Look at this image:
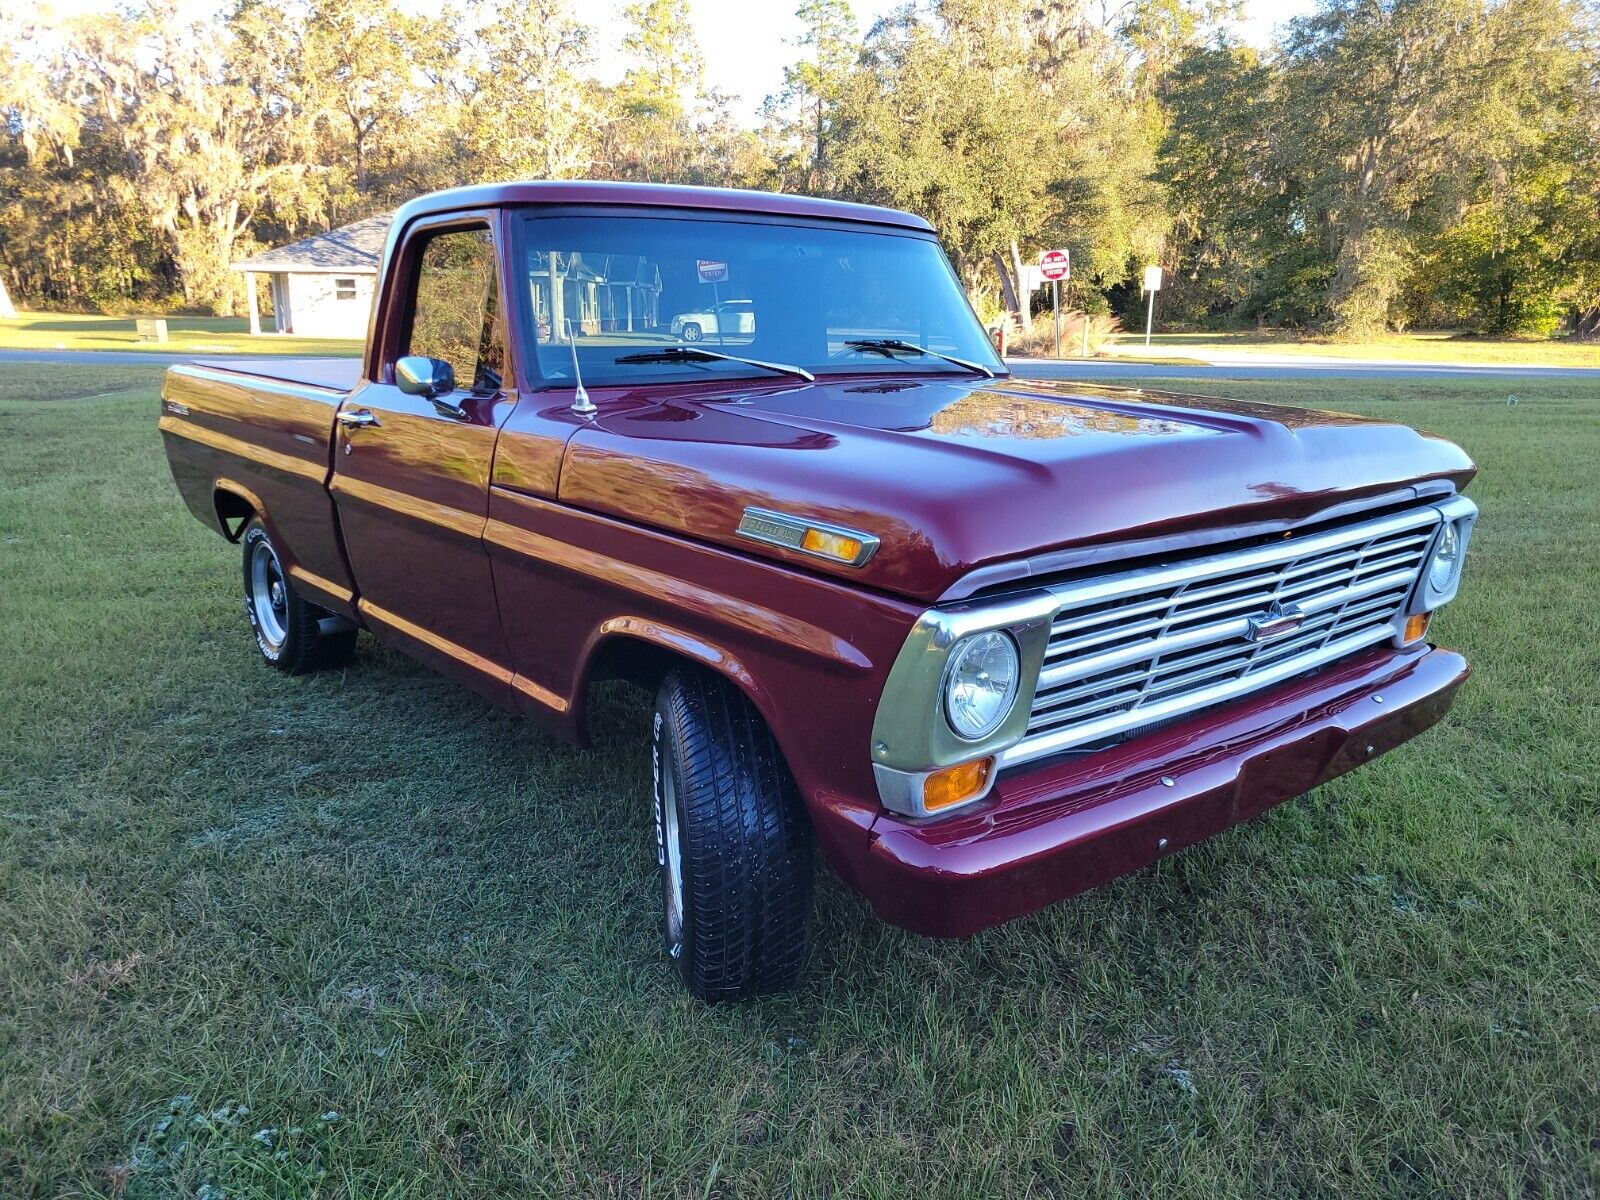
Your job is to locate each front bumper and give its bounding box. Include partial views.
[851,643,1468,938]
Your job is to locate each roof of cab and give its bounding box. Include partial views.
[391,180,934,233]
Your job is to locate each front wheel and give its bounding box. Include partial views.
[653,668,813,1000]
[679,322,703,343]
[242,519,356,674]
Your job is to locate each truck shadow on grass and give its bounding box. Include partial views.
[212,631,1253,1015]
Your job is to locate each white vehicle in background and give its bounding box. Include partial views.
[671,299,755,342]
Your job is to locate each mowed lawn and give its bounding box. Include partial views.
[1,364,1596,1199]
[1108,329,1600,368]
[0,314,362,358]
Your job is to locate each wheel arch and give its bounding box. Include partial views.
[212,479,266,542]
[575,619,783,752]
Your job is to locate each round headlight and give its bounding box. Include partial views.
[1428,521,1462,591]
[943,631,1020,741]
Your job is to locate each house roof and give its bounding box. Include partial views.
[232,212,392,274]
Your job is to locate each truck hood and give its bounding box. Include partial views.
[558,375,1475,603]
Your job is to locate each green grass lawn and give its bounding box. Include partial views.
[1109,329,1600,368]
[1,364,1596,1198]
[0,314,362,358]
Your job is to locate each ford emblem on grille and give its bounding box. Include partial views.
[1246,602,1305,643]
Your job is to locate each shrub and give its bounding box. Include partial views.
[1007,311,1123,357]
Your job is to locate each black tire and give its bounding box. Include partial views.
[653,667,813,1000]
[241,518,356,674]
[679,322,703,342]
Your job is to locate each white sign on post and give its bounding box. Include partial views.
[1142,264,1163,347]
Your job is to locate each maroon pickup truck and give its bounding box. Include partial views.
[161,181,1478,999]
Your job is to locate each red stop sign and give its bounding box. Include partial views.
[1039,249,1070,281]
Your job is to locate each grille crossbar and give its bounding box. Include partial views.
[998,506,1440,769]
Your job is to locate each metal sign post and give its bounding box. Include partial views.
[1142,265,1163,349]
[1039,249,1070,358]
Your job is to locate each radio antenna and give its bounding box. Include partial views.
[565,318,595,416]
[566,320,598,419]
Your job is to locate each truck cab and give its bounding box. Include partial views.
[160,182,1477,1000]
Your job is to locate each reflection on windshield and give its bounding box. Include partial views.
[514,214,1004,389]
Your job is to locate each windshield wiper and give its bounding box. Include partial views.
[842,338,996,378]
[614,346,814,383]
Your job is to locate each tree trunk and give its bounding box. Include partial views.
[1009,240,1032,333]
[1574,304,1600,341]
[990,253,1019,331]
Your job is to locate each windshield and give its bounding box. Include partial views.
[510,212,1005,389]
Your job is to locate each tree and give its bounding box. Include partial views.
[829,5,1057,304]
[296,0,446,204]
[458,0,600,182]
[764,0,859,191]
[65,2,323,314]
[1280,0,1586,337]
[602,0,708,179]
[1158,45,1329,326]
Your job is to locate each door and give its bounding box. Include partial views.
[330,219,517,704]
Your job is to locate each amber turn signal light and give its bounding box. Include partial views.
[923,757,994,813]
[1401,612,1431,645]
[801,527,865,563]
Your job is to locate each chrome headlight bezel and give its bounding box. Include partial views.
[869,591,1057,817]
[1412,496,1478,614]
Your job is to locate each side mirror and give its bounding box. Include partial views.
[395,355,455,399]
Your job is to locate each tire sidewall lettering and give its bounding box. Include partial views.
[243,526,283,663]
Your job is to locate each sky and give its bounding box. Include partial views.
[34,0,1321,126]
[672,0,1319,123]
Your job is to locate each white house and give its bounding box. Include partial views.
[232,213,392,338]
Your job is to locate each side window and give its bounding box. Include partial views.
[334,277,357,301]
[403,227,505,392]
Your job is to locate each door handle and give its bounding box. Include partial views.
[337,409,380,429]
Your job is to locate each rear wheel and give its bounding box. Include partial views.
[241,519,356,674]
[653,667,813,1000]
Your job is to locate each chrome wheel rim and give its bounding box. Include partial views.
[249,539,288,652]
[660,752,685,955]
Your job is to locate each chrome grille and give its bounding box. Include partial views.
[999,506,1441,769]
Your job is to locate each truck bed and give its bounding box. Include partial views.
[161,356,360,616]
[189,356,361,393]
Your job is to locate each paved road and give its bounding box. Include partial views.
[1009,356,1600,383]
[3,346,1598,383]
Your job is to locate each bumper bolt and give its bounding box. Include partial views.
[1160,776,1175,788]
[1373,695,1384,704]
[1157,837,1169,851]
